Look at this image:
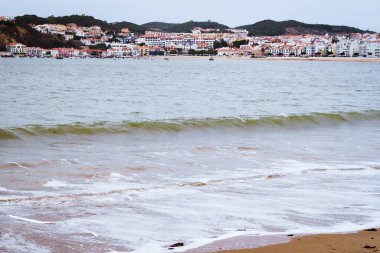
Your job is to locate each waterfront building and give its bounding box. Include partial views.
[367,42,380,57]
[6,43,27,54]
[217,47,239,56]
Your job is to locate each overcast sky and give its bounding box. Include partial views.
[3,0,379,32]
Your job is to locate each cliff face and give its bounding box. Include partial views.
[0,21,81,50]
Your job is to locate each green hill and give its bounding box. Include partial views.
[237,20,372,36]
[15,15,146,34]
[110,21,146,34]
[0,21,81,50]
[142,21,230,33]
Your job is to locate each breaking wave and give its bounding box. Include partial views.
[1,110,379,140]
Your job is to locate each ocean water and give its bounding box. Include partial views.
[0,58,380,253]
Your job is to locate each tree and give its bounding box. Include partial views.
[232,40,249,48]
[89,43,109,50]
[213,38,228,49]
[109,35,119,43]
[169,49,178,55]
[188,49,196,55]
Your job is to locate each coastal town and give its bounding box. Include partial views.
[1,15,380,59]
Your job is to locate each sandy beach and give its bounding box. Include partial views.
[211,229,380,253]
[155,55,380,62]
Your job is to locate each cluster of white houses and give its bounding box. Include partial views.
[33,23,123,42]
[244,33,380,57]
[2,20,380,58]
[216,33,380,58]
[3,43,150,58]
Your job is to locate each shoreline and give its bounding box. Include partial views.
[1,55,380,62]
[201,229,380,253]
[157,55,380,62]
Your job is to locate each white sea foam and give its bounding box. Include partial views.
[82,230,99,237]
[0,186,10,191]
[109,172,133,181]
[43,179,81,189]
[0,233,52,253]
[9,215,56,224]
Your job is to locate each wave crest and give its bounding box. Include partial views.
[1,110,379,140]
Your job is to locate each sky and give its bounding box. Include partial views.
[2,0,380,32]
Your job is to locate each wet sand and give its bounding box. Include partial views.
[211,229,380,253]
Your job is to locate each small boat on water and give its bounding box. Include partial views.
[164,58,169,60]
[56,55,64,60]
[209,57,215,61]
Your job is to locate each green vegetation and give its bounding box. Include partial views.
[111,21,146,34]
[237,20,372,36]
[15,14,146,34]
[89,43,110,50]
[142,21,229,33]
[232,40,249,48]
[213,39,228,49]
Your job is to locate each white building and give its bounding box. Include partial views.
[25,47,43,57]
[144,36,165,47]
[217,47,239,56]
[336,40,351,56]
[6,43,27,54]
[227,29,249,37]
[366,42,380,57]
[105,42,130,48]
[305,44,316,56]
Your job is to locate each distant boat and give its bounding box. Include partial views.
[164,57,169,60]
[56,55,64,60]
[209,57,215,61]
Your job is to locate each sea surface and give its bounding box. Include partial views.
[0,58,380,253]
